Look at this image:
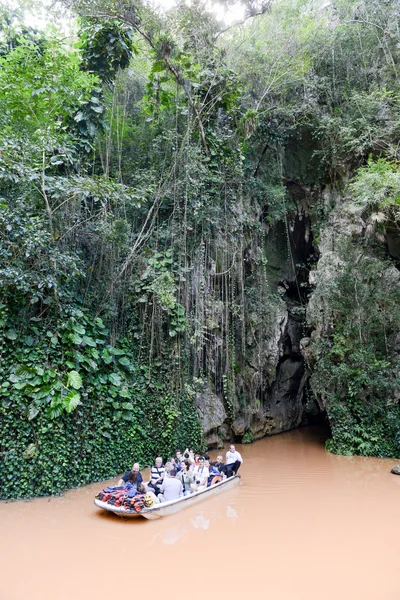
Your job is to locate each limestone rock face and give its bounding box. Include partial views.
[205,432,224,449]
[218,423,232,442]
[194,192,329,446]
[230,306,310,442]
[307,211,364,340]
[196,386,227,435]
[232,415,247,436]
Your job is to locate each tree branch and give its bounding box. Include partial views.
[213,1,273,42]
[347,19,400,43]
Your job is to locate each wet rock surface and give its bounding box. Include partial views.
[198,193,325,447]
[196,386,227,435]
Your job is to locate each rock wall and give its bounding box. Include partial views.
[196,194,320,447]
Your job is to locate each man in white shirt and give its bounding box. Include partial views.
[225,444,243,477]
[192,457,209,490]
[159,469,183,502]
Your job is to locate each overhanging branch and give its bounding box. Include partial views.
[213,1,273,42]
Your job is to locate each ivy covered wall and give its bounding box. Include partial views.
[0,307,202,499]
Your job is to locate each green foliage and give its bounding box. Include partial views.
[0,306,203,499]
[133,250,187,338]
[349,157,400,213]
[0,37,98,135]
[79,18,136,83]
[309,241,400,458]
[0,7,47,56]
[0,199,83,306]
[242,428,255,444]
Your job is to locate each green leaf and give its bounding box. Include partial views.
[109,373,122,386]
[28,405,40,421]
[108,347,125,356]
[23,443,37,458]
[118,357,131,367]
[73,324,86,335]
[82,336,96,347]
[5,329,17,340]
[102,351,113,365]
[69,333,82,345]
[151,60,166,73]
[67,370,83,390]
[63,391,81,413]
[14,382,28,390]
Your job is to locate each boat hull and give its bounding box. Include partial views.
[94,474,240,519]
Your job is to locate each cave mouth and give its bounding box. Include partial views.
[301,409,331,436]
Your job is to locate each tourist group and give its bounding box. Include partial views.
[95,445,243,511]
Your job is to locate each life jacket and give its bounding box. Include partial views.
[144,493,154,507]
[132,496,145,512]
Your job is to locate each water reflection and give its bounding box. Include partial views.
[152,502,238,545]
[191,513,210,530]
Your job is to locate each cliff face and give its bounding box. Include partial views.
[302,191,400,457]
[198,176,400,456]
[196,187,321,447]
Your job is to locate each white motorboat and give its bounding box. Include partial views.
[94,474,240,519]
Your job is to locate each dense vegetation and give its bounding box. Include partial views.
[1,0,400,498]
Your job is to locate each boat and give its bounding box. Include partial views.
[94,474,241,519]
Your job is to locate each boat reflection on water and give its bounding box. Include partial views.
[151,502,239,546]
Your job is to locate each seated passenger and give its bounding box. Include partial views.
[158,469,183,502]
[177,459,195,495]
[192,453,200,470]
[148,457,165,495]
[169,458,178,471]
[175,450,184,470]
[192,457,209,491]
[139,483,160,506]
[225,444,243,477]
[207,462,222,487]
[118,462,143,487]
[186,448,195,465]
[163,461,173,479]
[122,471,140,497]
[212,455,226,474]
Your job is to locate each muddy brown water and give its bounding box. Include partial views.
[1,427,400,600]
